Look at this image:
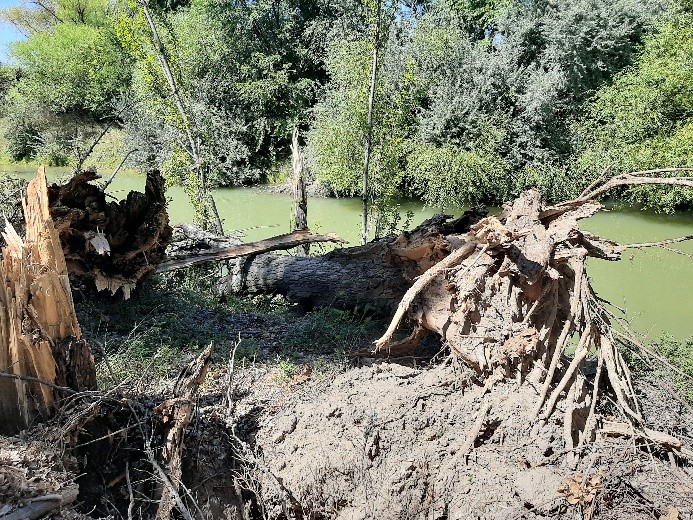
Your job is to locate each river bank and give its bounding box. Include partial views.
[2,166,692,340]
[1,166,691,520]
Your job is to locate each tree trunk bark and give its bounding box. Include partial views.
[362,0,382,245]
[218,210,487,312]
[291,127,309,256]
[139,0,224,235]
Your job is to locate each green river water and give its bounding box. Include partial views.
[5,166,692,340]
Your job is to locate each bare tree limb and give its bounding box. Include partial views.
[138,0,223,234]
[362,0,382,245]
[579,163,613,198]
[102,149,139,190]
[157,229,346,272]
[622,235,693,250]
[581,173,693,201]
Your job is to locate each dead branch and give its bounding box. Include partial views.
[539,327,592,420]
[102,148,139,190]
[125,461,135,520]
[578,164,613,198]
[154,344,213,520]
[458,401,492,458]
[600,419,683,451]
[622,235,693,249]
[157,229,346,272]
[291,127,309,256]
[580,173,693,203]
[0,495,65,520]
[439,401,492,481]
[660,246,693,258]
[0,371,78,395]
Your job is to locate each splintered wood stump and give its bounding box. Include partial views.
[47,169,172,298]
[153,344,214,520]
[0,167,95,435]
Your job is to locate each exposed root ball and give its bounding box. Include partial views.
[47,170,172,298]
[376,187,691,457]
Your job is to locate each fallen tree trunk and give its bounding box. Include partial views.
[0,167,95,435]
[216,209,487,312]
[40,169,345,298]
[209,170,693,460]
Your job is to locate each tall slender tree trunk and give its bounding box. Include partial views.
[362,0,382,245]
[139,0,224,235]
[291,127,309,256]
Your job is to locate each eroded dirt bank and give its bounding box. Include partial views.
[251,362,692,520]
[1,358,691,519]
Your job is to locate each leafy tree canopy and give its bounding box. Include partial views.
[572,7,693,211]
[121,0,360,185]
[10,23,130,115]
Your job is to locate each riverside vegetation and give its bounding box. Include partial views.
[0,168,691,519]
[0,0,691,423]
[1,0,692,218]
[0,0,692,518]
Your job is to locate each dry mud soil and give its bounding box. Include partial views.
[250,362,693,520]
[1,360,692,520]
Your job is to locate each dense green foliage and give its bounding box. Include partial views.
[308,0,671,214]
[11,24,127,115]
[1,0,691,215]
[0,0,131,163]
[572,8,693,211]
[119,0,360,186]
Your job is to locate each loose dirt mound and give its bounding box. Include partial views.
[254,362,693,520]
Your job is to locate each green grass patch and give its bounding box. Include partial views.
[79,270,384,392]
[654,335,693,402]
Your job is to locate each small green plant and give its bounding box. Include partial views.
[311,355,349,382]
[655,335,693,402]
[277,360,300,385]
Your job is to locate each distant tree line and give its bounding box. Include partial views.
[1,0,691,229]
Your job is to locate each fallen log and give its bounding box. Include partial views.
[0,167,95,435]
[37,169,345,298]
[216,209,488,312]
